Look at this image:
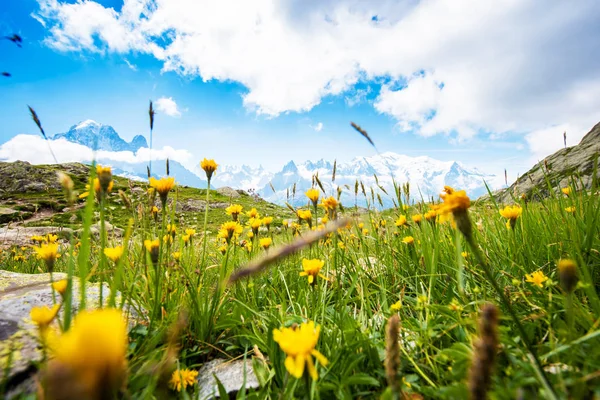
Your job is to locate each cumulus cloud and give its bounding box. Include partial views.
[0,134,194,167]
[33,0,600,159]
[154,96,182,117]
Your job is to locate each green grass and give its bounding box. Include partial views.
[2,165,599,400]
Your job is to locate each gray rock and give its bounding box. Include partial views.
[0,271,141,398]
[197,359,260,399]
[0,208,20,224]
[216,187,240,199]
[176,199,229,212]
[0,226,74,248]
[481,121,600,203]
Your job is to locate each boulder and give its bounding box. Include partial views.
[0,271,140,398]
[0,208,21,224]
[197,358,260,399]
[216,187,240,199]
[0,227,74,249]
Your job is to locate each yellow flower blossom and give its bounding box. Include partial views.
[565,206,576,213]
[300,258,327,284]
[30,304,60,328]
[259,237,272,250]
[402,236,414,245]
[144,239,160,263]
[246,208,259,219]
[172,252,181,262]
[170,369,198,392]
[272,321,328,380]
[297,209,312,222]
[390,301,402,311]
[411,214,422,225]
[395,215,407,228]
[305,188,320,207]
[561,187,571,196]
[96,165,113,193]
[226,204,243,221]
[149,177,175,204]
[525,270,548,288]
[104,246,124,263]
[33,243,60,272]
[52,279,68,296]
[219,221,243,244]
[200,158,218,181]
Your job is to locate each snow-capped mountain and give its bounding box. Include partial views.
[254,152,498,208]
[210,164,273,191]
[54,120,148,153]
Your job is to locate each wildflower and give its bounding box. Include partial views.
[151,206,159,221]
[200,158,218,181]
[448,299,463,312]
[558,259,578,293]
[424,210,437,222]
[395,215,407,228]
[167,223,177,238]
[321,196,338,219]
[172,252,181,262]
[13,254,25,262]
[565,206,576,213]
[219,221,243,244]
[93,177,113,199]
[305,188,320,207]
[170,369,198,392]
[244,242,252,252]
[561,187,571,196]
[272,321,328,380]
[30,304,60,330]
[246,208,259,219]
[259,237,272,250]
[461,251,469,258]
[245,219,261,236]
[439,189,472,239]
[402,204,409,211]
[34,243,60,272]
[104,246,124,263]
[402,236,414,245]
[31,235,46,243]
[499,205,522,229]
[185,228,196,237]
[263,216,273,229]
[42,309,127,399]
[525,270,548,288]
[52,279,68,296]
[163,234,173,245]
[182,234,191,246]
[96,165,113,194]
[390,301,402,311]
[144,239,160,264]
[300,258,327,285]
[226,204,243,221]
[149,176,175,205]
[46,234,58,243]
[218,245,228,255]
[411,214,422,225]
[298,209,312,222]
[247,231,254,239]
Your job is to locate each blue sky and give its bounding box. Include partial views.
[1,0,599,178]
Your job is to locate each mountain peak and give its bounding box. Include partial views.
[74,119,100,130]
[282,160,298,173]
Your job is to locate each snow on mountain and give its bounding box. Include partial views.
[54,120,148,153]
[252,152,499,208]
[208,164,273,191]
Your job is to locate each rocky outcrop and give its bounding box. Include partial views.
[485,122,600,203]
[197,358,260,399]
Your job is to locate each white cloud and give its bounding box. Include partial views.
[0,134,194,167]
[312,122,324,132]
[525,123,589,164]
[124,58,138,71]
[33,0,600,160]
[154,96,182,117]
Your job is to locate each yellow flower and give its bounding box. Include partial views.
[149,177,175,204]
[247,231,254,239]
[272,321,328,380]
[144,239,160,263]
[93,177,113,197]
[565,206,576,213]
[46,234,58,243]
[297,209,312,221]
[185,228,196,236]
[47,309,127,397]
[259,237,272,250]
[263,216,273,227]
[226,204,243,221]
[320,196,338,218]
[31,235,46,243]
[104,246,124,263]
[461,251,469,258]
[402,236,414,245]
[52,279,68,296]
[300,258,327,284]
[305,188,320,206]
[172,252,181,262]
[219,221,243,244]
[557,259,578,293]
[96,165,113,193]
[395,215,407,227]
[411,214,422,225]
[561,187,571,196]
[439,189,470,213]
[13,254,25,262]
[218,245,228,255]
[200,158,218,181]
[499,205,522,220]
[246,208,259,219]
[182,234,191,245]
[170,368,198,392]
[424,210,437,222]
[402,204,410,211]
[33,243,60,272]
[362,228,369,235]
[30,304,60,328]
[525,270,549,288]
[390,301,402,311]
[167,224,177,237]
[163,234,173,245]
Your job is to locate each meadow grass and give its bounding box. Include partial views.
[2,161,599,400]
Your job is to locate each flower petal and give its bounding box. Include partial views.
[311,349,329,367]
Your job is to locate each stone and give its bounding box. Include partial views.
[216,187,240,199]
[0,208,20,224]
[176,199,229,213]
[0,227,74,249]
[197,358,260,399]
[0,271,140,398]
